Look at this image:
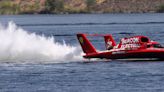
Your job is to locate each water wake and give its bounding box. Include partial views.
[0,22,83,63]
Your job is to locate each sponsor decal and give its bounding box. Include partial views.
[121,37,139,45]
[121,44,140,50]
[79,37,84,44]
[112,51,126,54]
[106,39,112,49]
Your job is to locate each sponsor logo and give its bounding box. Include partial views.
[79,37,84,44]
[112,51,126,54]
[121,37,139,45]
[121,44,140,50]
[106,39,113,49]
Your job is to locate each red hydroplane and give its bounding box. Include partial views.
[77,33,164,60]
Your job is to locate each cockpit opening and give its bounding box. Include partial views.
[141,37,149,43]
[147,44,164,48]
[153,44,163,48]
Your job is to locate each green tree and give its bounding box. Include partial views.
[45,0,64,13]
[86,0,96,12]
[0,1,20,14]
[157,4,164,13]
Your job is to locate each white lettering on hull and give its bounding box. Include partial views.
[121,37,139,45]
[121,44,140,50]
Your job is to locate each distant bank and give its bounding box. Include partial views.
[0,0,164,15]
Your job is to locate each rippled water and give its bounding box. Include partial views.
[0,14,164,92]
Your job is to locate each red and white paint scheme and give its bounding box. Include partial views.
[77,34,164,60]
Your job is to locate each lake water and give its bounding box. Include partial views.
[0,13,164,92]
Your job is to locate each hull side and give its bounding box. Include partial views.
[84,48,164,60]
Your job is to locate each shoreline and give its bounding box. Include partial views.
[0,12,164,16]
[0,0,164,15]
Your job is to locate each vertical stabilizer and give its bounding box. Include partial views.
[77,34,97,54]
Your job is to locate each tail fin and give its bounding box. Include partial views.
[77,34,97,54]
[104,35,116,50]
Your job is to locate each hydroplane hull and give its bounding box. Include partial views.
[77,34,164,60]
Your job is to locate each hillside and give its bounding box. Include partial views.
[0,0,164,14]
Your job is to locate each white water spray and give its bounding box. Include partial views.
[0,22,83,63]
